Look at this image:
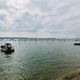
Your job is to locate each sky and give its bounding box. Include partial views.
[0,0,80,38]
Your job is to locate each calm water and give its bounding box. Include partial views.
[0,40,80,80]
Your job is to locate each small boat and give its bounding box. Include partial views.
[0,43,14,52]
[74,42,80,45]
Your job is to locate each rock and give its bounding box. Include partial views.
[63,72,80,80]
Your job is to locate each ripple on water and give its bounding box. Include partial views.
[0,41,80,80]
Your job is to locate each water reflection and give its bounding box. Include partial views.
[0,40,80,80]
[4,52,13,59]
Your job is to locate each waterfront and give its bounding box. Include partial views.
[0,40,80,80]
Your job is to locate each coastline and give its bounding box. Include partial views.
[63,71,80,80]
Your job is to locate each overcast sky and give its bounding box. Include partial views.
[0,0,80,38]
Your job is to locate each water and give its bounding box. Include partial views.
[0,40,80,80]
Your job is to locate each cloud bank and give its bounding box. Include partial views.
[0,0,80,38]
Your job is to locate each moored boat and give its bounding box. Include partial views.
[0,43,14,52]
[74,43,80,45]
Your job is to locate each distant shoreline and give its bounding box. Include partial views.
[0,37,80,40]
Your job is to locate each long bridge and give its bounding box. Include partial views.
[0,37,78,41]
[0,37,57,41]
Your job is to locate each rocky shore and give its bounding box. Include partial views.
[63,72,80,80]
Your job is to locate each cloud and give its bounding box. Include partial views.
[0,0,80,38]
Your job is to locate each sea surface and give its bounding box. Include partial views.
[0,40,80,80]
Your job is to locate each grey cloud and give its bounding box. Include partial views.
[0,0,80,38]
[0,0,7,9]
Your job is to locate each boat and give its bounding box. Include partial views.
[0,43,14,52]
[74,42,80,45]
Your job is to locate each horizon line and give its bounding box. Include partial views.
[0,37,80,39]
